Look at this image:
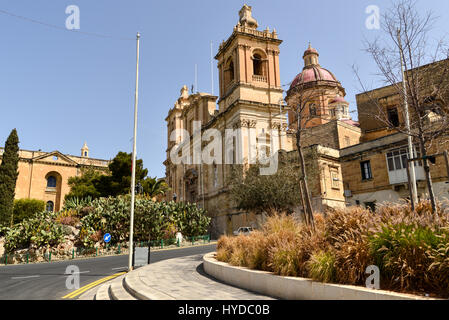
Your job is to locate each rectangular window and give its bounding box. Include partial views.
[360,161,373,180]
[387,107,400,127]
[330,168,340,189]
[386,146,422,172]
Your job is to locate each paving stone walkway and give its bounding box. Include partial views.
[136,254,276,300]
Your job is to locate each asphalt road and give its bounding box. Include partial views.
[0,243,216,300]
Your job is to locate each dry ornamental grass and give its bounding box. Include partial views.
[216,201,449,298]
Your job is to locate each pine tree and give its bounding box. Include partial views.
[0,129,20,227]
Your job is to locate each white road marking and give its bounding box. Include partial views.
[11,275,40,280]
[111,267,127,270]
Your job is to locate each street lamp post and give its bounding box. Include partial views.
[128,32,140,272]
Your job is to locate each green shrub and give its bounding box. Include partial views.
[12,199,45,225]
[55,210,80,227]
[74,195,211,247]
[4,211,64,252]
[427,229,449,297]
[369,222,447,294]
[267,236,301,276]
[306,250,337,283]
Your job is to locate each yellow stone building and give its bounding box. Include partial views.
[164,5,449,236]
[164,5,361,236]
[0,143,109,212]
[341,60,449,209]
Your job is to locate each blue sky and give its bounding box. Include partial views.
[0,0,448,178]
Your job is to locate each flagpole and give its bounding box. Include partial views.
[129,32,140,272]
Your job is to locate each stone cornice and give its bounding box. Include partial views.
[216,29,282,60]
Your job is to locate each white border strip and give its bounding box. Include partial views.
[202,252,438,300]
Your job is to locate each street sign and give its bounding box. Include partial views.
[133,247,149,267]
[103,233,111,243]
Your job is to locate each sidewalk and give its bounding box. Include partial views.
[84,254,276,300]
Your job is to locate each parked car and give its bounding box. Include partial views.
[233,227,254,236]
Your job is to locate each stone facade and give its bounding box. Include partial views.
[0,144,109,212]
[341,59,449,209]
[164,5,449,236]
[164,5,360,236]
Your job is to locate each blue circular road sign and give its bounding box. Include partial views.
[103,233,111,243]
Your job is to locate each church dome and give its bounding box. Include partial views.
[289,44,341,90]
[329,96,348,104]
[290,66,338,89]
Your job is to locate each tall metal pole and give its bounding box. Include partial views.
[210,41,214,96]
[195,64,198,93]
[397,29,418,206]
[128,32,140,272]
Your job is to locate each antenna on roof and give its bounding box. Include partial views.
[194,64,198,93]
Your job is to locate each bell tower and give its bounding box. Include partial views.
[215,4,283,112]
[81,142,89,158]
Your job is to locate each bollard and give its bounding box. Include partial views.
[26,253,29,264]
[5,254,7,265]
[118,244,121,254]
[72,249,75,259]
[96,248,98,257]
[49,251,52,263]
[177,238,180,247]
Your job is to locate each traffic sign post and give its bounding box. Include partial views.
[104,233,111,243]
[104,233,111,251]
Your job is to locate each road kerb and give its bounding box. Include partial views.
[62,272,126,299]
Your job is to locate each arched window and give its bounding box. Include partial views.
[213,163,218,188]
[224,58,235,90]
[46,201,54,212]
[253,54,263,76]
[229,61,234,81]
[47,176,57,188]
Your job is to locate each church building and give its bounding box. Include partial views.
[0,143,109,213]
[164,4,449,236]
[164,5,360,236]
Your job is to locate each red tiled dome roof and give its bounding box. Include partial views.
[290,65,338,89]
[329,96,348,104]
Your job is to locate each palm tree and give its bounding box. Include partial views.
[142,177,168,199]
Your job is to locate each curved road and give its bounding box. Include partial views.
[0,244,216,300]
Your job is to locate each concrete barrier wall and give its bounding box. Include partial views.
[203,252,436,300]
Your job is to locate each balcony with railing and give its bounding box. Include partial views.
[252,74,267,83]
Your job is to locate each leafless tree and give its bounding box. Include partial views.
[286,83,340,229]
[354,0,449,212]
